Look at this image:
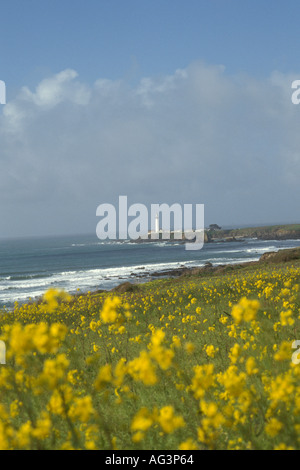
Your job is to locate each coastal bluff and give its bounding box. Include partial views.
[132,223,300,244]
[209,223,300,242]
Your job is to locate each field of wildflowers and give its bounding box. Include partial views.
[0,256,299,450]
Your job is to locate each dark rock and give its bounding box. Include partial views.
[259,251,278,262]
[111,282,138,293]
[260,247,300,263]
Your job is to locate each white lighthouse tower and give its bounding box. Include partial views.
[155,213,159,234]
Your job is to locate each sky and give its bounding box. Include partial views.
[0,0,300,238]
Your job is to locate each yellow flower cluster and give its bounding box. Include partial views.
[43,288,73,313]
[231,297,260,324]
[1,322,67,364]
[131,405,185,442]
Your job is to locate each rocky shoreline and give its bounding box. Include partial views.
[16,247,300,305]
[110,262,255,293]
[110,247,300,294]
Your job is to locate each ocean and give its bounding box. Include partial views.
[0,234,300,308]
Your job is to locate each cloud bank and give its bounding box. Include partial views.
[0,61,299,237]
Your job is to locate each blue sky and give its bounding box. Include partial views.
[2,0,300,94]
[0,0,300,237]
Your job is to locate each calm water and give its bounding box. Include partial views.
[0,234,300,308]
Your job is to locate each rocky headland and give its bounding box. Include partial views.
[132,223,300,244]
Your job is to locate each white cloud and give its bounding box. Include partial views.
[0,61,299,237]
[21,69,91,108]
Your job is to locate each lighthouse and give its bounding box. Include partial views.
[155,213,159,233]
